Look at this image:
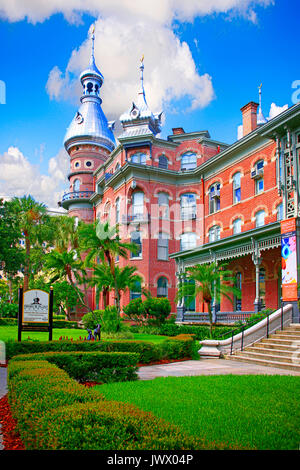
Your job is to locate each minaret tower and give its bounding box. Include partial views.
[61,24,116,222]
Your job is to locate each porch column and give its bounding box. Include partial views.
[210,250,217,323]
[176,270,185,322]
[252,239,262,313]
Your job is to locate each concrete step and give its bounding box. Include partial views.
[252,342,299,352]
[226,354,300,372]
[269,333,300,341]
[238,350,297,364]
[246,346,296,356]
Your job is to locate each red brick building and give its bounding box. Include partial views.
[60,33,300,323]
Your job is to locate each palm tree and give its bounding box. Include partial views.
[51,215,81,253]
[88,262,113,309]
[177,262,241,338]
[79,221,138,314]
[9,195,50,291]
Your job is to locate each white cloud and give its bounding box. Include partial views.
[268,102,288,120]
[0,146,69,210]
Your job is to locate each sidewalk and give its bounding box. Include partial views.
[0,367,7,451]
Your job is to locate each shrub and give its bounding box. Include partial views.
[11,351,139,383]
[0,303,18,318]
[123,297,171,327]
[81,306,122,333]
[8,360,209,450]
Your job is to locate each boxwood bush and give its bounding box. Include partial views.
[11,351,139,383]
[8,359,215,450]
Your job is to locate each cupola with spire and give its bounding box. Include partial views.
[257,83,267,125]
[119,56,163,138]
[64,24,116,154]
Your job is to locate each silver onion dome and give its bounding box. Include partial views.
[64,25,116,153]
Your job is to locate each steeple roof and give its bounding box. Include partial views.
[64,25,115,153]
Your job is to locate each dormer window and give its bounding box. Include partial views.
[158,155,168,170]
[181,152,197,171]
[131,152,146,165]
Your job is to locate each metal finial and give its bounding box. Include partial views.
[139,55,145,95]
[90,24,95,62]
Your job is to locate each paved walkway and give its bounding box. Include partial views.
[0,368,7,451]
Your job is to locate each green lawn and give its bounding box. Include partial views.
[96,375,300,450]
[0,326,169,343]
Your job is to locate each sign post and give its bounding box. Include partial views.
[18,287,53,341]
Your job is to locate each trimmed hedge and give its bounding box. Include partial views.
[8,360,214,450]
[0,318,78,328]
[6,336,196,363]
[11,351,139,383]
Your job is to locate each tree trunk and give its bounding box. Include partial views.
[23,235,30,291]
[105,251,121,316]
[207,301,213,339]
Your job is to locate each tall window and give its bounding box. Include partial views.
[184,279,195,311]
[158,192,169,219]
[180,193,197,219]
[103,202,111,220]
[209,183,220,214]
[259,267,266,309]
[276,203,283,221]
[130,280,142,300]
[254,160,264,194]
[234,272,242,311]
[255,210,265,228]
[157,232,169,260]
[180,232,197,251]
[158,155,168,170]
[131,152,146,165]
[131,230,142,258]
[157,277,168,298]
[115,197,120,224]
[73,179,80,192]
[132,191,144,220]
[181,152,197,171]
[208,225,221,243]
[233,172,241,204]
[233,218,242,234]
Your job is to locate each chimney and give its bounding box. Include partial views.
[240,102,259,137]
[172,127,185,135]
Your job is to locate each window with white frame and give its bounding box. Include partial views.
[73,179,80,192]
[233,172,241,203]
[132,191,144,221]
[254,160,264,194]
[255,209,265,227]
[157,277,168,298]
[233,218,242,234]
[180,232,197,251]
[276,203,283,221]
[180,193,197,220]
[131,152,146,165]
[209,183,220,214]
[115,197,120,224]
[157,232,169,260]
[181,152,197,171]
[130,280,142,300]
[158,192,169,219]
[208,225,221,243]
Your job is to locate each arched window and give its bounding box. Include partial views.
[103,202,111,220]
[130,280,142,300]
[131,230,142,258]
[131,152,146,165]
[180,193,197,220]
[208,225,221,243]
[157,277,168,298]
[180,233,197,251]
[158,155,168,170]
[233,172,241,204]
[158,192,169,219]
[132,191,144,221]
[115,162,120,172]
[181,152,197,171]
[157,232,169,260]
[209,183,220,214]
[73,179,80,192]
[255,210,265,228]
[233,218,242,235]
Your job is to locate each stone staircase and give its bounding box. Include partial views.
[225,324,300,372]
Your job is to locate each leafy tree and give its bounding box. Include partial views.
[176,262,241,338]
[123,296,171,327]
[0,198,24,282]
[8,195,51,291]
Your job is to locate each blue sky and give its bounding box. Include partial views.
[0,0,298,208]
